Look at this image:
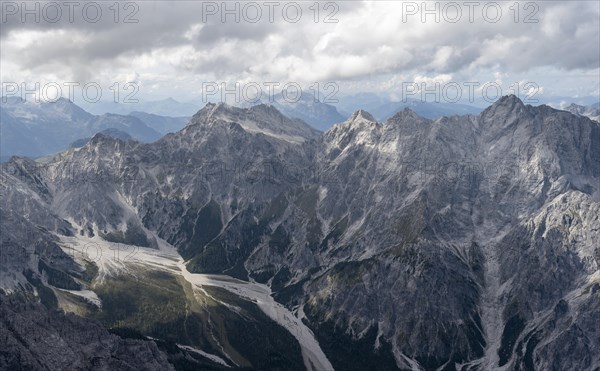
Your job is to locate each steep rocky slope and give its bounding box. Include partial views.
[1,96,598,370]
[0,295,174,370]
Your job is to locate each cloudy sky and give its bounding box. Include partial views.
[1,1,599,106]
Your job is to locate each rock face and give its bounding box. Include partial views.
[0,295,174,370]
[1,96,599,370]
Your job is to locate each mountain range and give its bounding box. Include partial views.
[78,97,201,117]
[334,93,483,121]
[242,92,346,131]
[0,97,189,161]
[563,102,600,122]
[0,96,598,370]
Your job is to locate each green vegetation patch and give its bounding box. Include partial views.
[328,259,374,286]
[93,270,191,343]
[203,286,305,371]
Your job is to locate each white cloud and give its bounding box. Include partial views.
[1,1,598,101]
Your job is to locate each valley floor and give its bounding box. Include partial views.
[57,232,334,371]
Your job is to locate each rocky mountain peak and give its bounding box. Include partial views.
[567,103,585,111]
[205,101,231,116]
[482,94,526,116]
[70,128,133,149]
[248,103,301,124]
[563,102,600,122]
[202,101,218,110]
[386,107,429,126]
[2,94,598,371]
[52,96,75,105]
[187,102,227,126]
[44,97,91,118]
[249,102,279,113]
[494,94,524,108]
[479,95,529,131]
[87,131,131,147]
[349,109,376,123]
[185,101,320,143]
